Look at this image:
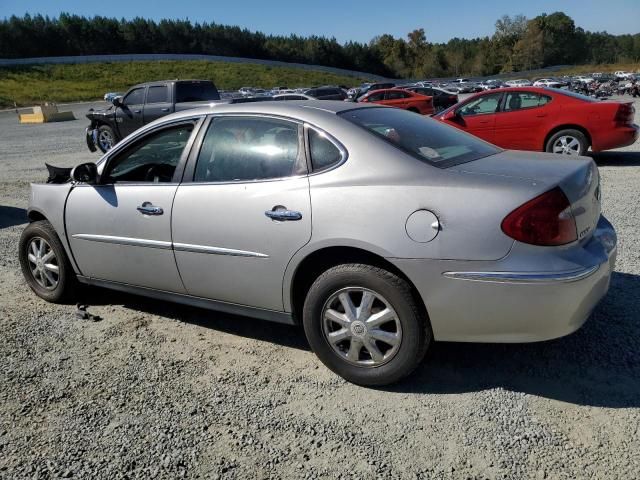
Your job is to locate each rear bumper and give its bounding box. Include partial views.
[592,124,639,151]
[391,215,617,343]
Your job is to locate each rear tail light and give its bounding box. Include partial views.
[501,187,577,246]
[614,104,635,126]
[450,95,458,102]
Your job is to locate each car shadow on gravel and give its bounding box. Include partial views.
[78,286,310,352]
[0,205,27,229]
[591,151,640,166]
[391,271,640,408]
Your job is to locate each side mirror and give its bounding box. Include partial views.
[112,95,123,107]
[71,162,98,184]
[442,109,459,121]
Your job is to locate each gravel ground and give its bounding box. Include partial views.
[1,99,639,479]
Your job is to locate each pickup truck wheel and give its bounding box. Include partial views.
[97,125,116,153]
[303,264,431,386]
[19,220,77,303]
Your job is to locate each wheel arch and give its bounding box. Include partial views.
[543,124,592,152]
[27,208,48,223]
[287,245,429,326]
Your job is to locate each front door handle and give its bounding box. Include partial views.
[161,107,170,112]
[137,202,164,216]
[265,206,302,221]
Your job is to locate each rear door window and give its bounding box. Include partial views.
[194,116,303,182]
[146,85,170,104]
[503,92,551,111]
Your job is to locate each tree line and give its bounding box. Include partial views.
[0,12,638,78]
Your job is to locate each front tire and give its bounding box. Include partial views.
[96,125,116,153]
[19,220,77,303]
[303,264,431,386]
[546,129,588,156]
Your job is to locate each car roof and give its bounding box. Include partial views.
[130,79,211,88]
[153,100,374,124]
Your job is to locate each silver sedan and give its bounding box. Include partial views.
[19,101,617,386]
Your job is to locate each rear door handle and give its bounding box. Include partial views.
[133,109,142,114]
[265,207,302,221]
[137,202,164,215]
[161,108,170,112]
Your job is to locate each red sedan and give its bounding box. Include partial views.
[434,87,638,155]
[358,88,434,115]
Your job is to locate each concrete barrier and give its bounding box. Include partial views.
[19,104,76,123]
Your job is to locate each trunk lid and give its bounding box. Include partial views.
[451,150,601,244]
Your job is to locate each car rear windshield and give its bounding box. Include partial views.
[176,82,220,102]
[553,89,598,103]
[339,107,500,168]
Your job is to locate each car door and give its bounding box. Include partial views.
[450,93,502,143]
[172,115,311,311]
[143,84,173,124]
[493,91,554,150]
[116,87,145,138]
[65,118,202,292]
[384,90,409,108]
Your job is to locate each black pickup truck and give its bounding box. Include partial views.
[86,80,222,152]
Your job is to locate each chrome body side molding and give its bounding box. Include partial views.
[76,276,294,325]
[173,243,269,258]
[72,233,172,249]
[72,234,268,258]
[442,265,600,284]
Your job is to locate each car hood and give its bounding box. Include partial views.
[86,105,114,120]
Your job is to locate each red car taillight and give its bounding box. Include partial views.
[501,187,577,246]
[614,103,635,126]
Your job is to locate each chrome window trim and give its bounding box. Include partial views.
[442,265,599,284]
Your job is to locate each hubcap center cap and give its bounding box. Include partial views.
[351,321,367,337]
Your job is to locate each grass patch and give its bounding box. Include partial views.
[551,63,639,77]
[0,60,375,107]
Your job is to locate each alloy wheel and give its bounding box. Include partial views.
[552,135,581,155]
[321,287,402,367]
[26,237,59,290]
[98,130,114,151]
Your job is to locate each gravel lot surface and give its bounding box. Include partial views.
[1,99,639,479]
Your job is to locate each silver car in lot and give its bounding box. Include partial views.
[19,101,617,386]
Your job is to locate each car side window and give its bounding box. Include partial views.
[458,94,501,116]
[308,129,343,172]
[367,92,384,102]
[123,88,145,106]
[146,85,169,104]
[504,92,551,111]
[103,124,194,183]
[194,117,302,182]
[386,91,405,100]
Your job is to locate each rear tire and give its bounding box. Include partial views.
[303,263,431,386]
[19,220,77,303]
[545,129,588,156]
[97,125,116,153]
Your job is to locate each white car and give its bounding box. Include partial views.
[574,75,595,84]
[615,71,634,80]
[504,79,533,87]
[533,78,562,88]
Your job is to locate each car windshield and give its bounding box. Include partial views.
[339,107,500,168]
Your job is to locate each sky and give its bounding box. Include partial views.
[1,0,639,44]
